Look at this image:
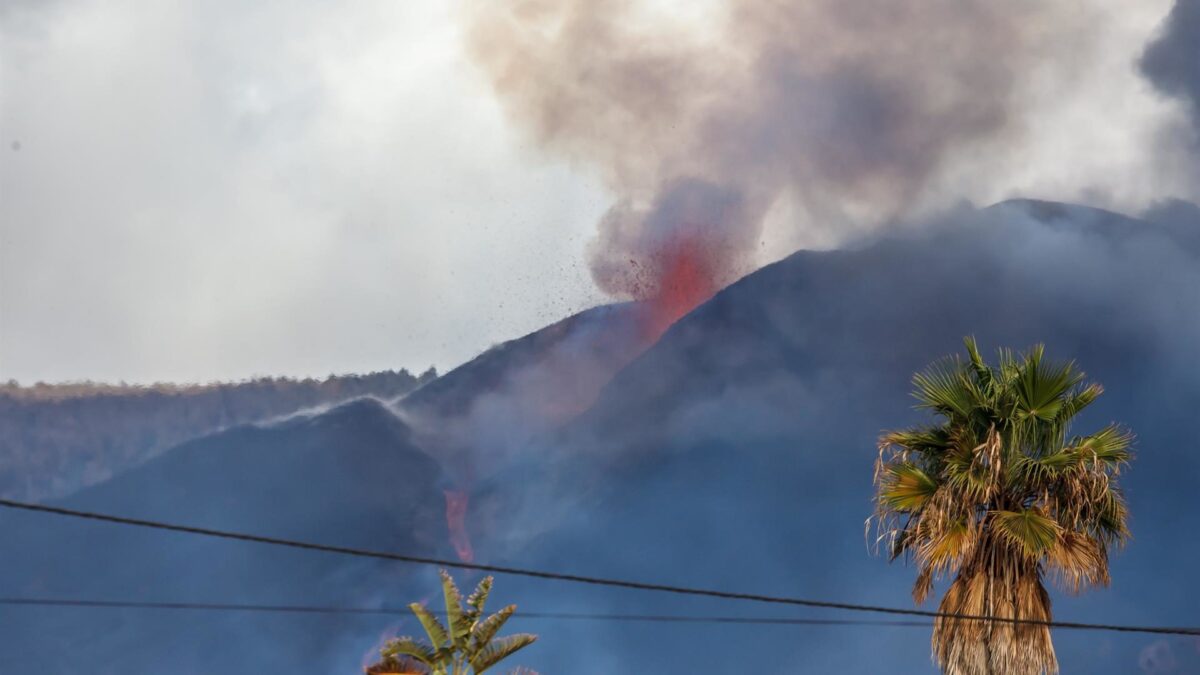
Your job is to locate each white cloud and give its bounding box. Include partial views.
[0,0,609,383]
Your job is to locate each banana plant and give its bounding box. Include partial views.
[374,570,538,675]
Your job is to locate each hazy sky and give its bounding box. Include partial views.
[0,0,1192,383]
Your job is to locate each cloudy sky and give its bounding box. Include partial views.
[0,0,1194,383]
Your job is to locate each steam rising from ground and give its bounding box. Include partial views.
[466,0,1091,306]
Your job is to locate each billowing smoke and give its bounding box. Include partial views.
[466,0,1083,326]
[590,178,760,337]
[1141,0,1200,129]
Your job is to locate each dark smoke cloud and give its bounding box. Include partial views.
[466,0,1081,301]
[1141,0,1200,129]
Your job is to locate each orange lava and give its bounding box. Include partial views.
[637,233,720,340]
[443,490,474,563]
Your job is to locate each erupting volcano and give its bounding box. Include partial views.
[634,232,723,340]
[407,187,751,576]
[589,178,760,342]
[419,231,730,574]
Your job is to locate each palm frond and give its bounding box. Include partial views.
[471,604,516,652]
[1093,489,1131,544]
[408,602,450,649]
[881,427,953,455]
[880,464,939,512]
[1054,383,1103,423]
[912,359,976,419]
[992,509,1061,559]
[941,451,992,504]
[440,569,472,650]
[1046,532,1109,593]
[466,576,494,617]
[963,336,995,392]
[1014,347,1081,422]
[912,565,934,606]
[1009,450,1075,485]
[888,526,913,561]
[918,519,973,574]
[381,637,438,665]
[470,635,538,674]
[1071,425,1133,465]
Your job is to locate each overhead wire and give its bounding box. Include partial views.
[2,497,1197,637]
[0,597,929,628]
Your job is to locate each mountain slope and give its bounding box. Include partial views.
[0,301,658,675]
[0,398,447,675]
[5,199,1200,674]
[477,200,1200,674]
[396,301,652,482]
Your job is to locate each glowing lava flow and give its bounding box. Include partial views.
[443,489,474,563]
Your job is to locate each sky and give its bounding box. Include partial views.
[0,0,1194,384]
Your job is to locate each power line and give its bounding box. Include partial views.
[2,497,1197,637]
[0,597,928,628]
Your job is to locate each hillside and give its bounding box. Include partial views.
[396,302,649,481]
[0,368,435,501]
[3,200,1200,673]
[0,398,448,675]
[471,199,1200,674]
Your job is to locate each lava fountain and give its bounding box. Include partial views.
[634,231,722,341]
[591,178,759,341]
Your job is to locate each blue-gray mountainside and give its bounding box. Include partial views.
[3,200,1199,674]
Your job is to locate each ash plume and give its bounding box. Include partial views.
[466,0,1082,309]
[1141,0,1200,129]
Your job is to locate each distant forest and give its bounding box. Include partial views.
[0,368,437,501]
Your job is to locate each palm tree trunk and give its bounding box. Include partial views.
[933,547,1057,675]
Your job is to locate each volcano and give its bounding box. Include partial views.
[3,200,1200,674]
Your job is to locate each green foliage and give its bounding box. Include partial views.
[375,570,537,675]
[880,464,939,511]
[992,509,1062,558]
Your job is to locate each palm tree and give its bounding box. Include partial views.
[872,338,1132,675]
[373,570,538,675]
